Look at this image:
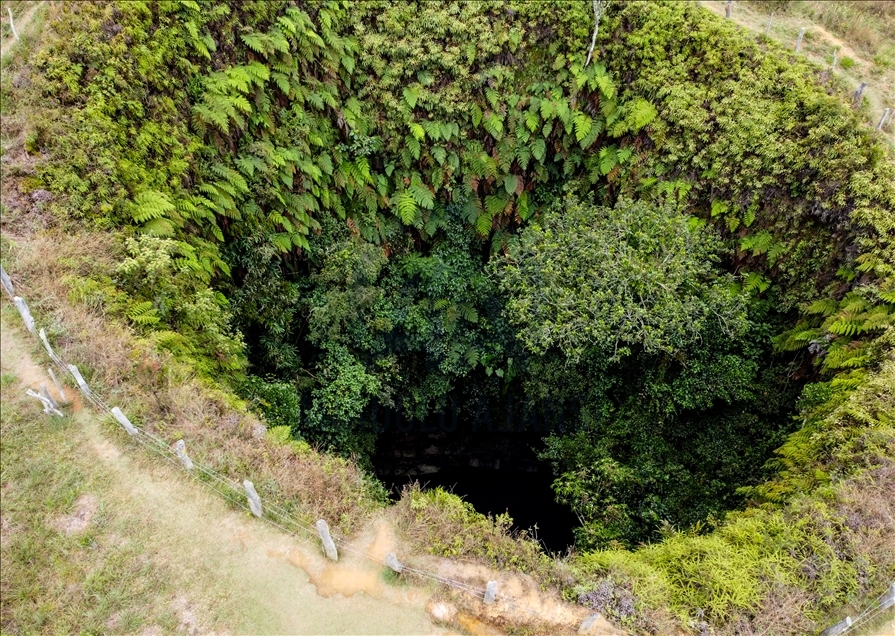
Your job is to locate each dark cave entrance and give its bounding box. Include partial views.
[370,401,579,553]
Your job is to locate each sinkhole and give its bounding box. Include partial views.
[371,404,578,553]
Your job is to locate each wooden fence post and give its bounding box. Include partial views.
[853,82,867,105]
[725,0,732,19]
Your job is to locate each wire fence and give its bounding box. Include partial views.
[820,582,895,636]
[1,264,588,633]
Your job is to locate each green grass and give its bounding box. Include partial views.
[0,350,186,633]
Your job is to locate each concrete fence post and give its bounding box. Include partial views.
[316,519,339,561]
[37,329,62,364]
[111,406,139,436]
[67,364,91,396]
[795,27,806,52]
[385,552,403,573]
[484,581,497,605]
[13,296,35,334]
[853,82,867,105]
[725,0,732,19]
[6,6,20,41]
[243,480,263,517]
[39,329,64,366]
[26,389,64,416]
[881,581,895,611]
[878,108,891,131]
[819,616,851,636]
[174,439,194,470]
[39,383,59,410]
[0,265,13,297]
[47,368,68,404]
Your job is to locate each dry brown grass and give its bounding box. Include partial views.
[776,1,895,54]
[391,483,570,585]
[2,228,384,537]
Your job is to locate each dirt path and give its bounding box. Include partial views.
[1,314,456,635]
[0,1,44,59]
[698,0,894,129]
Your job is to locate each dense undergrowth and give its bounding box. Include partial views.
[1,1,893,634]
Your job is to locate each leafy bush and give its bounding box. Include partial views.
[497,194,745,361]
[7,1,895,633]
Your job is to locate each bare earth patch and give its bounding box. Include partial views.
[53,494,98,535]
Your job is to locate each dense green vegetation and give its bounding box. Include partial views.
[4,0,893,633]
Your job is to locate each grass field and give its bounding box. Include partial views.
[701,0,894,133]
[0,306,450,635]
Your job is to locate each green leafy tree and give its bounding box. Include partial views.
[497,194,747,361]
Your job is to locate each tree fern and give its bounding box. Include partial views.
[127,301,161,327]
[129,191,176,224]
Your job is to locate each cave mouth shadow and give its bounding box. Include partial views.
[371,410,578,553]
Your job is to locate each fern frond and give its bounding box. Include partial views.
[129,191,175,224]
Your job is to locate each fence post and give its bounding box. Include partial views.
[13,296,35,334]
[795,27,806,52]
[484,580,497,605]
[315,519,339,561]
[67,364,91,396]
[765,12,773,36]
[111,406,139,436]
[819,616,851,636]
[26,389,64,416]
[243,480,263,517]
[831,50,837,72]
[174,439,194,470]
[881,581,895,610]
[725,0,732,19]
[385,552,403,573]
[0,265,13,297]
[853,82,867,105]
[39,329,64,366]
[39,383,59,410]
[47,368,68,404]
[6,6,19,41]
[879,108,891,131]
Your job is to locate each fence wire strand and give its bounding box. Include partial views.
[5,284,582,631]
